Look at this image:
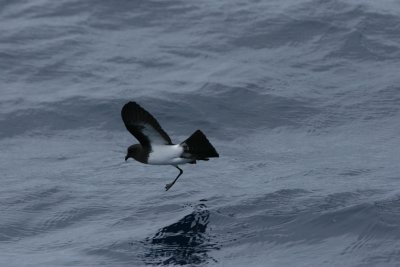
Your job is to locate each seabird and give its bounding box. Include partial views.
[121,101,219,191]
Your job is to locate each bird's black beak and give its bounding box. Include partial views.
[125,155,128,161]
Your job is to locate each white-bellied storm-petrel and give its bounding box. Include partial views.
[121,102,219,191]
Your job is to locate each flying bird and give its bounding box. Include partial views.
[121,101,219,191]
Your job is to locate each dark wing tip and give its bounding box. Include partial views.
[121,101,151,126]
[121,101,173,145]
[121,101,140,119]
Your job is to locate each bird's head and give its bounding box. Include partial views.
[125,144,141,161]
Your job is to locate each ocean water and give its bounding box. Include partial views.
[1,0,400,266]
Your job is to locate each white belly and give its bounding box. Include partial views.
[147,144,190,165]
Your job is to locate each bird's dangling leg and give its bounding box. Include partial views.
[165,166,183,191]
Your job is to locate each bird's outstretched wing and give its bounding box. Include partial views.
[121,102,173,148]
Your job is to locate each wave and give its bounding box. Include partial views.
[0,86,317,139]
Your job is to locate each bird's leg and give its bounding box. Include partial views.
[165,166,183,191]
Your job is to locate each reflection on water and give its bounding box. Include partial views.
[144,204,218,265]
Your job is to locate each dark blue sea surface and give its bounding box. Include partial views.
[1,0,400,266]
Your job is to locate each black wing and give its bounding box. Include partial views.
[121,102,173,148]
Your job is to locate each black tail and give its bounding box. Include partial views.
[181,130,219,160]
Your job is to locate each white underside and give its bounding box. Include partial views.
[147,144,192,165]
